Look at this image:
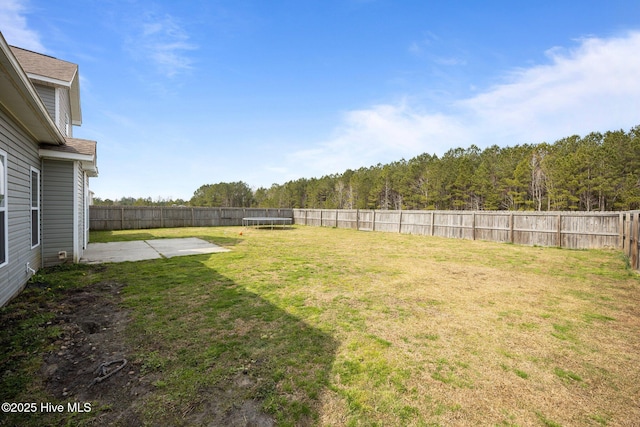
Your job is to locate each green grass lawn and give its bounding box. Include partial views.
[2,225,639,426]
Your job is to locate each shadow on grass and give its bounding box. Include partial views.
[1,256,337,426]
[109,255,338,426]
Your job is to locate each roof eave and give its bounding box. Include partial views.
[39,148,98,177]
[70,70,81,125]
[0,35,65,145]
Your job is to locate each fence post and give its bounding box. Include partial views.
[372,210,376,231]
[430,212,435,236]
[556,214,562,247]
[160,207,164,228]
[619,212,624,250]
[398,210,403,233]
[626,212,632,256]
[471,211,476,240]
[509,212,514,243]
[336,209,339,228]
[121,207,124,230]
[356,209,360,231]
[632,212,639,270]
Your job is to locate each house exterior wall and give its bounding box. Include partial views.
[0,108,43,307]
[42,160,88,265]
[33,83,55,121]
[56,87,71,137]
[2,40,98,307]
[42,158,74,267]
[33,83,72,138]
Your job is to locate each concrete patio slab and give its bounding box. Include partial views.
[80,238,229,264]
[146,237,230,258]
[80,241,161,263]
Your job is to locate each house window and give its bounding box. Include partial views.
[0,150,7,267]
[31,167,40,248]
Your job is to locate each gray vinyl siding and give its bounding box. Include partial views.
[33,83,55,122]
[57,88,71,137]
[0,108,42,307]
[42,159,74,267]
[33,84,73,137]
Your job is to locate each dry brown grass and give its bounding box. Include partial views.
[219,226,639,426]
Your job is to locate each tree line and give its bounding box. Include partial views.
[95,126,640,211]
[254,126,640,211]
[92,196,189,207]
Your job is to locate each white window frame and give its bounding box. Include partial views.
[30,166,41,249]
[0,149,8,268]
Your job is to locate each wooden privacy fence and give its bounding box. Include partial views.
[90,206,293,230]
[293,209,640,270]
[89,207,640,271]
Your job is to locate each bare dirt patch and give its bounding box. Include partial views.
[38,281,151,426]
[15,278,276,427]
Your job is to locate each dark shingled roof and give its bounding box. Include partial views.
[9,46,77,83]
[41,137,97,157]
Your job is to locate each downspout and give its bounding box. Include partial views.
[40,157,44,268]
[72,161,79,262]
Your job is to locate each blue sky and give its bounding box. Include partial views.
[2,0,640,201]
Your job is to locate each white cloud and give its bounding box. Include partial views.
[0,0,45,51]
[288,102,468,176]
[460,31,640,143]
[285,31,640,178]
[126,12,197,77]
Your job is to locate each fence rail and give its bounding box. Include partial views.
[293,209,640,270]
[89,206,293,230]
